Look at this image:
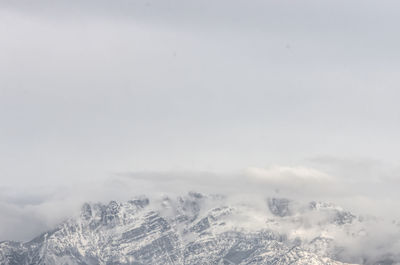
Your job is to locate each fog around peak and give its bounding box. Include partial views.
[1,1,400,262]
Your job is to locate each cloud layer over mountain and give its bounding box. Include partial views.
[1,0,400,262]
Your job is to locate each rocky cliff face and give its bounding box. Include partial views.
[0,192,391,265]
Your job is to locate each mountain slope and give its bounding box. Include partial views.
[0,193,364,265]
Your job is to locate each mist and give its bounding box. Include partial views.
[1,0,400,264]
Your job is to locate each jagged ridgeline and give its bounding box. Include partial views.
[0,192,394,265]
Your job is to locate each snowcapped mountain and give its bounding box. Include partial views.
[0,192,396,265]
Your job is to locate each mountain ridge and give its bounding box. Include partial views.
[0,192,391,265]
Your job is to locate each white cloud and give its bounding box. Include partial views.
[246,165,332,183]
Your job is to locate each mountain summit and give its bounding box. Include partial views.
[0,192,391,265]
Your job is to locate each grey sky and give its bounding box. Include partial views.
[1,0,400,240]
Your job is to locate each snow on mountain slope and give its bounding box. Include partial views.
[0,192,392,265]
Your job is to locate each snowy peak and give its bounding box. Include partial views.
[0,193,382,265]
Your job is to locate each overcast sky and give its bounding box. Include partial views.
[1,0,400,240]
